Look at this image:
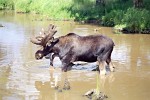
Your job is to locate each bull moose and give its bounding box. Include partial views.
[31,24,115,75]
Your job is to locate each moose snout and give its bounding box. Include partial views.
[35,50,44,60]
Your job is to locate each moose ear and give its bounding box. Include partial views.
[46,37,54,46]
[46,37,59,46]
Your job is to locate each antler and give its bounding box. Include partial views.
[30,24,57,46]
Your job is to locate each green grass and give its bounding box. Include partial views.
[0,0,150,33]
[0,0,73,20]
[0,0,14,10]
[15,0,73,20]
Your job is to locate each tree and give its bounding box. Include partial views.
[133,0,143,8]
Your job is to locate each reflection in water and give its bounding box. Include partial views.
[34,71,56,100]
[34,70,69,100]
[0,11,150,100]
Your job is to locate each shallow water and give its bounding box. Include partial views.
[0,11,150,100]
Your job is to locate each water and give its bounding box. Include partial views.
[0,11,150,100]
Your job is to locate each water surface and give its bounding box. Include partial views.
[0,11,150,100]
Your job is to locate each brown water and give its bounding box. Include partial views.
[0,11,150,100]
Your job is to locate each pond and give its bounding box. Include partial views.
[0,11,150,100]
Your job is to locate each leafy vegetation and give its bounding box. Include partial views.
[102,8,150,33]
[0,0,150,33]
[28,0,72,20]
[0,0,14,10]
[0,0,73,20]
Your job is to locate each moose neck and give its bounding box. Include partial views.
[50,36,71,59]
[50,38,61,54]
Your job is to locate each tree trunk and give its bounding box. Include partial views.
[96,0,105,7]
[133,0,143,8]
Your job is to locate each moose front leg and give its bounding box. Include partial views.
[61,53,76,72]
[61,62,73,72]
[60,62,72,90]
[50,53,58,70]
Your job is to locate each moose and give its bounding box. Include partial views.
[31,24,115,75]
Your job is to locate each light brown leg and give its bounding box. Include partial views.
[99,61,107,75]
[49,65,55,70]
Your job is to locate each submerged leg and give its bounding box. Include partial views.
[61,72,70,90]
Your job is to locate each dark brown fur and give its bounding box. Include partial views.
[35,33,114,74]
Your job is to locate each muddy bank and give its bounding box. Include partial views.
[113,25,150,34]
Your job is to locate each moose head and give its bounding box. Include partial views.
[30,24,57,60]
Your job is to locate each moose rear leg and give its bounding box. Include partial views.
[98,61,107,75]
[106,57,115,72]
[97,56,107,75]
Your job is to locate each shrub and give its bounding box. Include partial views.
[0,0,14,10]
[102,7,150,33]
[0,0,150,33]
[122,7,150,32]
[68,0,97,21]
[101,10,124,27]
[15,0,32,13]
